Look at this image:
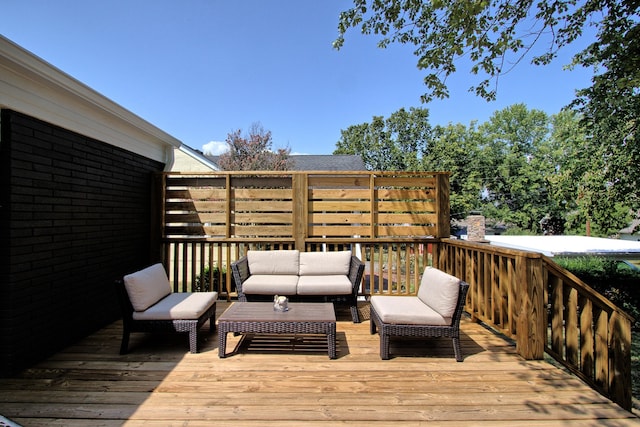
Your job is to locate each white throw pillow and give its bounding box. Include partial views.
[299,251,351,275]
[247,250,300,275]
[417,267,460,318]
[123,263,172,312]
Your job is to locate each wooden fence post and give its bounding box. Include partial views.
[609,311,632,410]
[435,174,450,238]
[515,255,545,359]
[292,173,307,251]
[151,173,165,264]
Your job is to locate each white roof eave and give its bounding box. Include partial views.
[0,35,181,165]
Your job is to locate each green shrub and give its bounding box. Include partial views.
[194,264,227,292]
[504,227,538,236]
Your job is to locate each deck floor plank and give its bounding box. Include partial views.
[0,302,637,426]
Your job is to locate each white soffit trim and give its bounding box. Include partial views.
[0,35,181,164]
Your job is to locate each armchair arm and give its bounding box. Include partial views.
[348,255,365,298]
[231,256,250,302]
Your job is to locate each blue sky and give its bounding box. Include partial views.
[3,1,596,155]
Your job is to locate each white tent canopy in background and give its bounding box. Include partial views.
[485,235,640,259]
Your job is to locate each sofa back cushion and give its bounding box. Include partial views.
[417,267,460,318]
[123,263,172,312]
[247,250,300,275]
[299,250,351,276]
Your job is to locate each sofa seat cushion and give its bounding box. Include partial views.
[124,263,172,312]
[299,250,351,276]
[133,292,218,321]
[417,267,460,318]
[371,295,451,326]
[297,275,352,295]
[248,249,299,275]
[242,274,299,295]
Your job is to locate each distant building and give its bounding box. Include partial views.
[287,154,366,171]
[171,145,219,172]
[620,215,640,241]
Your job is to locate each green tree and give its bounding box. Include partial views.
[539,109,584,232]
[217,123,292,171]
[335,0,638,103]
[540,109,601,234]
[545,109,632,236]
[334,107,431,170]
[570,1,639,220]
[334,0,639,234]
[335,107,484,222]
[424,122,483,220]
[477,104,552,231]
[385,107,431,170]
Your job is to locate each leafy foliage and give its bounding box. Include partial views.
[569,1,640,222]
[217,123,292,171]
[334,103,634,235]
[424,122,484,220]
[334,0,639,235]
[194,264,227,293]
[335,0,638,103]
[477,104,552,230]
[334,107,430,171]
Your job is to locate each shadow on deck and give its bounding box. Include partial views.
[0,301,637,426]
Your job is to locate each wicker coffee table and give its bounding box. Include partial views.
[218,302,336,359]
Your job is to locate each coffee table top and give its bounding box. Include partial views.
[218,302,336,323]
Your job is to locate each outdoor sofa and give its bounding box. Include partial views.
[231,249,365,322]
[116,263,218,354]
[370,266,469,361]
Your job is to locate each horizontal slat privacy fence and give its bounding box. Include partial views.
[160,171,450,242]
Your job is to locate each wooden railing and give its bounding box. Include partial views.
[161,237,431,299]
[544,259,632,410]
[162,238,294,296]
[433,238,633,411]
[161,236,632,410]
[156,172,632,410]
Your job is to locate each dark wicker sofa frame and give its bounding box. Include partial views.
[115,279,216,354]
[370,280,469,361]
[231,254,365,323]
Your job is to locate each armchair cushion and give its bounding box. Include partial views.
[247,249,299,275]
[123,263,172,312]
[132,292,218,321]
[299,250,351,276]
[370,295,451,326]
[417,267,460,318]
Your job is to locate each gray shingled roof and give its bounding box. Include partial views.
[204,154,366,171]
[289,155,366,171]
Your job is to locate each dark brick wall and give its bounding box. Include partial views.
[0,109,165,377]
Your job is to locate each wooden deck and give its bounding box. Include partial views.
[0,302,637,426]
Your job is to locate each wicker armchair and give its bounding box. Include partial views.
[116,263,218,354]
[370,267,469,361]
